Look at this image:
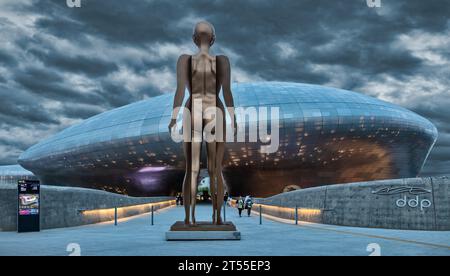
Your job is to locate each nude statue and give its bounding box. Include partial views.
[168,21,237,225]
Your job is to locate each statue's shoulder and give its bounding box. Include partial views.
[178,54,191,61]
[176,54,191,68]
[216,55,230,67]
[216,55,229,62]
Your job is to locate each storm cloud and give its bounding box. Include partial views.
[0,0,448,176]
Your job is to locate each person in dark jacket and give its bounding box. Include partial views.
[176,193,182,206]
[245,196,253,217]
[237,196,244,217]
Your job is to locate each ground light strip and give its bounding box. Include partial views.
[80,200,176,223]
[252,204,450,251]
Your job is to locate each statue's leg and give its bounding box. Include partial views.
[215,142,225,224]
[190,95,203,225]
[206,141,217,224]
[190,139,202,225]
[182,141,191,225]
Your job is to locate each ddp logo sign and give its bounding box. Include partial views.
[372,186,432,212]
[395,196,432,211]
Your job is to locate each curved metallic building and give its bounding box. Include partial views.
[18,82,438,197]
[0,165,36,187]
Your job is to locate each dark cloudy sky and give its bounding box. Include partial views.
[0,0,449,176]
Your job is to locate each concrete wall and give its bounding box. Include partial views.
[258,177,450,231]
[0,185,174,231]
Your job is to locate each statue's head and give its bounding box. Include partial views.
[192,21,215,47]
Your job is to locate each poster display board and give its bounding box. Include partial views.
[17,179,40,233]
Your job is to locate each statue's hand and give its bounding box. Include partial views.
[168,119,177,133]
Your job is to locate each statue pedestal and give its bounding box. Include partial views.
[166,221,241,241]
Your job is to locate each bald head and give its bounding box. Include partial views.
[192,21,216,47]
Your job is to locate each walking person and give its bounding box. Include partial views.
[244,195,250,206]
[245,196,253,217]
[224,192,230,206]
[176,193,181,206]
[237,196,244,217]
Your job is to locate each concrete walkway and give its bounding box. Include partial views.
[0,204,449,256]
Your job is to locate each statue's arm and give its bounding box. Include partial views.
[169,54,190,131]
[218,55,237,134]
